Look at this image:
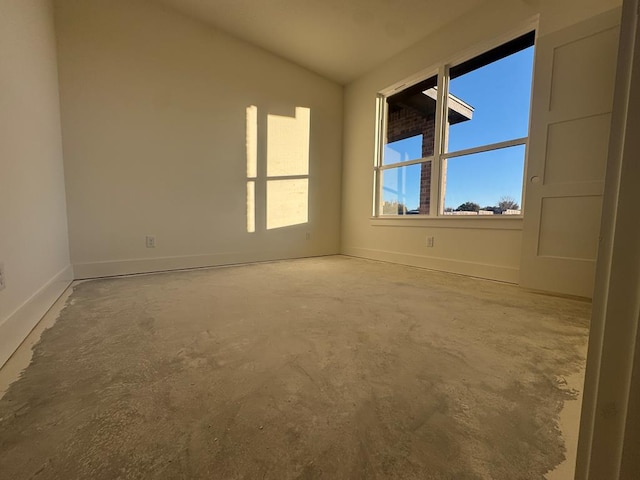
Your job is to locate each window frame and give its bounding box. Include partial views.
[373,27,537,219]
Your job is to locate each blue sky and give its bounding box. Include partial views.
[383,46,534,211]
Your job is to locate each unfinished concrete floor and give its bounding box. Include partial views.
[0,256,590,479]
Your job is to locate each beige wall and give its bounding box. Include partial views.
[0,0,72,367]
[54,0,343,278]
[340,0,620,285]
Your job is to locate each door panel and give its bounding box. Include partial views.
[537,195,603,260]
[520,9,621,298]
[549,27,619,116]
[544,113,611,185]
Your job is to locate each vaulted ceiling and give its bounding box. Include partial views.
[152,0,488,84]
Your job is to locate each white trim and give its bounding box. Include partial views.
[370,215,523,230]
[577,4,637,479]
[445,17,540,77]
[72,251,338,280]
[342,246,520,284]
[0,265,73,368]
[379,68,439,97]
[377,18,539,98]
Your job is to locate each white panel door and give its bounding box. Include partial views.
[519,9,621,298]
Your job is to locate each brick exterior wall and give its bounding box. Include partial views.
[387,106,435,214]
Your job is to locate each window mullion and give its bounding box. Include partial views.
[442,137,528,160]
[432,65,448,217]
[379,156,434,171]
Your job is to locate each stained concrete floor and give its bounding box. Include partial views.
[0,256,590,479]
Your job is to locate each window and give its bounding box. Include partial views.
[375,31,535,217]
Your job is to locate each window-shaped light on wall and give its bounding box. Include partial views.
[246,105,258,233]
[266,107,310,230]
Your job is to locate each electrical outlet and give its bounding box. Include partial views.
[0,262,5,291]
[146,235,156,248]
[426,236,435,248]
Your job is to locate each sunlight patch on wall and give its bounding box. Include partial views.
[267,107,310,177]
[246,181,256,233]
[266,179,309,230]
[246,105,257,233]
[246,105,310,232]
[266,107,310,230]
[246,105,258,177]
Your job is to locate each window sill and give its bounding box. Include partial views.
[369,215,523,230]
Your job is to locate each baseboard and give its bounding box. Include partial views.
[72,250,339,279]
[0,264,73,368]
[341,246,520,284]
